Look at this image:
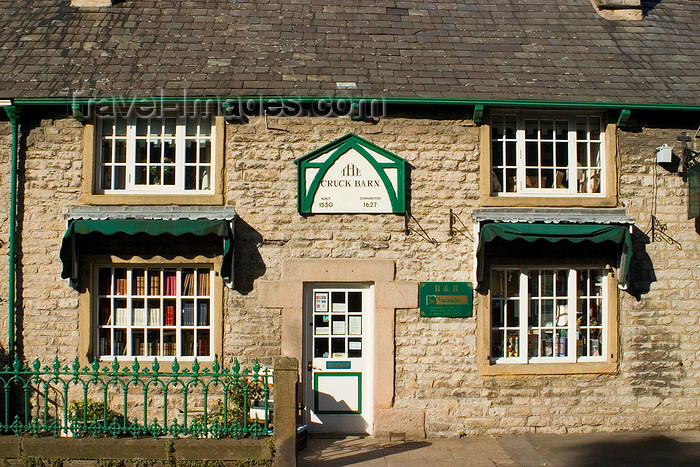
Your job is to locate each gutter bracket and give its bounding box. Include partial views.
[223,101,249,124]
[473,104,484,124]
[616,109,631,128]
[71,103,85,123]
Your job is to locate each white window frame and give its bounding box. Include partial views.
[94,264,214,361]
[97,116,216,195]
[490,266,607,365]
[490,114,605,197]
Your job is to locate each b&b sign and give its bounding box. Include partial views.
[420,282,473,318]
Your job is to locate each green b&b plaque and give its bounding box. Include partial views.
[419,282,473,318]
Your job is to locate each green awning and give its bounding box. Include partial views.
[477,223,633,285]
[60,219,233,284]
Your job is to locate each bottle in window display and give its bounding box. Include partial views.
[507,336,519,357]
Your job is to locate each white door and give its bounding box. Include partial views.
[304,284,373,434]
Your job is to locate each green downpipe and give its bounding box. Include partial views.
[3,106,18,360]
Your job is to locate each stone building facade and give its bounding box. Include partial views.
[1,0,699,439]
[2,107,697,437]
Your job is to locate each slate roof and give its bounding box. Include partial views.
[0,0,699,105]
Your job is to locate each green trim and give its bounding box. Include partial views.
[11,96,700,112]
[296,133,407,214]
[3,105,18,360]
[473,104,484,123]
[313,372,362,415]
[476,223,633,286]
[59,219,233,283]
[616,109,631,127]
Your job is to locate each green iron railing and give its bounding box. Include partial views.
[0,357,272,439]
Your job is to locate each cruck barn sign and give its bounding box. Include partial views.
[296,133,407,214]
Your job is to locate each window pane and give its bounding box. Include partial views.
[115,117,127,137]
[492,300,504,327]
[541,331,554,357]
[506,331,519,357]
[135,166,146,185]
[542,271,554,296]
[491,330,504,358]
[136,140,147,163]
[541,142,554,167]
[114,140,126,164]
[185,166,196,190]
[101,166,112,190]
[505,142,516,166]
[199,142,211,163]
[186,140,197,163]
[505,169,516,192]
[555,120,567,139]
[164,166,175,185]
[506,271,519,297]
[101,140,112,163]
[101,117,114,136]
[198,117,212,136]
[136,119,148,137]
[555,142,568,167]
[149,141,161,163]
[506,300,519,325]
[492,142,503,166]
[491,123,503,139]
[576,117,587,140]
[164,118,176,137]
[163,140,175,163]
[542,300,554,327]
[149,166,161,185]
[556,270,567,295]
[525,120,538,139]
[541,120,554,140]
[590,142,601,167]
[504,117,516,138]
[525,142,538,166]
[199,167,210,190]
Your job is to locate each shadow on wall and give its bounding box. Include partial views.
[625,226,656,302]
[625,227,683,398]
[558,434,700,466]
[233,217,266,295]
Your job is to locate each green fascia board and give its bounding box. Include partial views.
[60,219,232,282]
[10,96,700,112]
[296,133,407,213]
[477,222,633,285]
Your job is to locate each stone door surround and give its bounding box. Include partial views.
[258,258,423,437]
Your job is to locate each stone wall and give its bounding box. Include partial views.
[7,108,700,437]
[0,120,11,361]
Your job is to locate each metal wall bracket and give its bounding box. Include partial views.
[71,103,85,123]
[405,212,438,246]
[449,209,473,240]
[616,109,631,128]
[473,104,484,124]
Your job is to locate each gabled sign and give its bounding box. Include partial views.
[295,133,407,214]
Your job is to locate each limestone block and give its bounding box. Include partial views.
[374,408,426,439]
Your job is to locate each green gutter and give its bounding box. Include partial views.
[12,96,700,112]
[3,106,18,360]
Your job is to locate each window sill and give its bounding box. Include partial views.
[478,360,618,376]
[79,193,224,206]
[479,195,617,208]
